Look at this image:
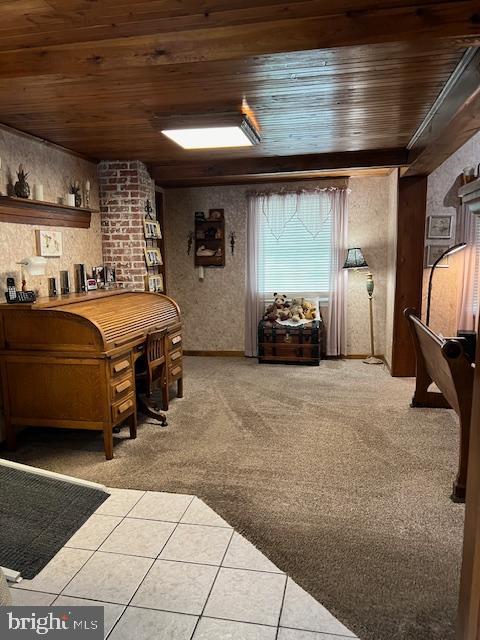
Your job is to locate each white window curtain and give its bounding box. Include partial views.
[326,189,348,356]
[245,188,349,356]
[456,204,478,331]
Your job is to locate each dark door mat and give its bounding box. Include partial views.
[0,465,108,579]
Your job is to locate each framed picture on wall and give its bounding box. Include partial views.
[36,229,62,257]
[427,215,453,239]
[426,244,449,268]
[144,219,162,239]
[144,247,163,267]
[145,273,164,293]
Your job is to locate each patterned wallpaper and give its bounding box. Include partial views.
[422,131,480,335]
[0,126,101,298]
[165,175,397,356]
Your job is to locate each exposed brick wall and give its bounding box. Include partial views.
[98,160,156,290]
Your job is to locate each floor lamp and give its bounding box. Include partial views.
[425,242,466,326]
[343,247,383,365]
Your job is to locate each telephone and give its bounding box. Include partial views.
[4,277,36,304]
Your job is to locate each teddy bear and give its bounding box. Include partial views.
[263,293,289,322]
[302,300,318,320]
[289,299,305,323]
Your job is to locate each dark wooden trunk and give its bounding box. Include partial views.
[258,319,322,365]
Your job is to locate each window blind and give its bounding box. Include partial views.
[257,193,332,295]
[473,216,480,314]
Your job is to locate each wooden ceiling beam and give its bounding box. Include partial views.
[405,47,480,176]
[0,2,478,78]
[151,148,407,187]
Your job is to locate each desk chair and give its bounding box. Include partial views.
[135,328,168,427]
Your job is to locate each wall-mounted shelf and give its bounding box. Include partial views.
[0,195,95,228]
[194,217,225,267]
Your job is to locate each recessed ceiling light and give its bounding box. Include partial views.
[161,114,260,150]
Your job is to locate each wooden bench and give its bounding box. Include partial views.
[405,308,474,502]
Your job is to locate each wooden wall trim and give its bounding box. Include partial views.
[457,328,480,639]
[152,148,408,187]
[405,48,480,176]
[390,176,427,377]
[183,350,245,357]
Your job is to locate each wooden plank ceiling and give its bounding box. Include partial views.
[0,1,477,186]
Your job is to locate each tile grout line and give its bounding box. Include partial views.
[97,488,147,518]
[104,494,196,640]
[61,488,148,563]
[275,573,289,640]
[13,490,143,595]
[188,526,235,639]
[52,503,138,606]
[60,546,285,575]
[127,516,232,529]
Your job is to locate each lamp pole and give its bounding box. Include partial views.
[364,272,383,365]
[426,242,467,326]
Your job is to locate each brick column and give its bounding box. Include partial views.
[98,160,156,290]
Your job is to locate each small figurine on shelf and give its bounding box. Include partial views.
[69,181,82,207]
[14,164,30,199]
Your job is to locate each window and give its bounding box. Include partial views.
[473,216,480,316]
[256,192,332,296]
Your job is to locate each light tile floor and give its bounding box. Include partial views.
[10,488,359,639]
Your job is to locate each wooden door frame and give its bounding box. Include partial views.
[458,342,480,639]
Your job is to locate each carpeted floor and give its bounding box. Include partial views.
[2,357,464,640]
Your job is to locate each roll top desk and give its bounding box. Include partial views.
[0,290,182,459]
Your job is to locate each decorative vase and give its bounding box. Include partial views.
[74,192,82,207]
[14,165,30,199]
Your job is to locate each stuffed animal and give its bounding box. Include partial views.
[263,293,289,321]
[302,300,317,320]
[289,299,305,323]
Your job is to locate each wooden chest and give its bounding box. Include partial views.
[258,319,322,365]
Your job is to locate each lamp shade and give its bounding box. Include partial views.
[343,248,368,269]
[18,256,47,276]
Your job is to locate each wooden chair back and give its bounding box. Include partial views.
[145,329,167,396]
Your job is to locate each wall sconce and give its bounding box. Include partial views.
[230,231,236,256]
[187,231,194,255]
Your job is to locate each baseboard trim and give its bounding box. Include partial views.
[325,354,386,362]
[344,354,385,360]
[183,350,245,357]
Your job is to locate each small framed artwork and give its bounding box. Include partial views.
[426,244,449,268]
[427,215,453,239]
[144,219,162,239]
[145,273,164,293]
[36,229,62,257]
[104,266,116,284]
[144,247,163,267]
[208,208,224,221]
[92,266,105,285]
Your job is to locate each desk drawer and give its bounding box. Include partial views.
[110,354,132,378]
[112,393,135,424]
[167,331,182,351]
[110,375,134,402]
[168,348,182,365]
[169,363,182,381]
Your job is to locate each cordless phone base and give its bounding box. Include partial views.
[4,290,36,304]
